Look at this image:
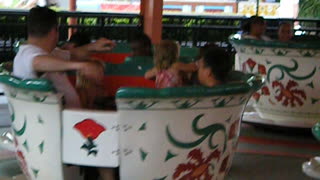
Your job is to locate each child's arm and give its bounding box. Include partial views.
[145,67,158,80]
[173,62,198,73]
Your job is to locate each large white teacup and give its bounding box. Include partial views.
[0,75,82,180]
[0,71,263,180]
[116,72,262,180]
[230,36,320,128]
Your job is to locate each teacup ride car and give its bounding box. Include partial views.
[0,61,263,180]
[303,123,320,178]
[230,35,320,128]
[0,63,12,127]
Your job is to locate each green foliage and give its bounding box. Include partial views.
[83,17,97,26]
[113,18,130,24]
[0,15,26,23]
[299,0,320,18]
[162,16,241,44]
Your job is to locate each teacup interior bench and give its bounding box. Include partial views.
[68,55,197,100]
[68,60,155,99]
[90,43,198,64]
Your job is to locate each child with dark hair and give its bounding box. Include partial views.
[197,47,232,87]
[242,16,271,41]
[184,42,218,85]
[129,32,153,57]
[197,43,218,60]
[62,32,91,50]
[278,22,293,42]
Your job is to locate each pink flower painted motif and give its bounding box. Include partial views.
[173,148,221,180]
[229,120,240,140]
[252,92,261,102]
[258,64,267,75]
[246,58,257,72]
[272,80,306,107]
[261,86,270,95]
[219,156,230,173]
[74,119,106,156]
[16,150,31,179]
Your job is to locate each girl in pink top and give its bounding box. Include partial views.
[145,40,197,88]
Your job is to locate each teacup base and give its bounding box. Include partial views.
[302,157,320,179]
[242,111,313,128]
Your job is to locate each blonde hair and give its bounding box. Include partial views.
[154,40,179,70]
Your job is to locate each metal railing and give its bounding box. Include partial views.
[1,9,320,61]
[0,10,141,61]
[162,14,320,46]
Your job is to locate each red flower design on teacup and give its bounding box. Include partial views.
[246,58,257,71]
[173,148,221,180]
[74,119,106,156]
[272,80,306,107]
[252,92,261,102]
[229,120,240,140]
[261,86,270,95]
[219,155,230,173]
[16,150,31,178]
[258,64,267,75]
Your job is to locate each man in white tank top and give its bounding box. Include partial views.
[13,6,115,108]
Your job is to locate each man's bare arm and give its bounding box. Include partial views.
[33,55,104,81]
[70,38,116,60]
[33,55,84,72]
[145,67,158,80]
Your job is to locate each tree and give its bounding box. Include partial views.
[299,0,320,18]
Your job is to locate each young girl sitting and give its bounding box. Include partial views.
[145,40,197,88]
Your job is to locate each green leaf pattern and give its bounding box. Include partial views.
[166,114,227,152]
[127,100,159,110]
[13,116,27,136]
[172,99,200,109]
[272,49,289,56]
[140,148,148,161]
[267,59,316,83]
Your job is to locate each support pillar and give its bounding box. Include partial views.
[68,0,77,38]
[139,0,146,28]
[141,0,163,44]
[69,0,76,11]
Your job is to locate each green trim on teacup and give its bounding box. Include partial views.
[105,62,154,76]
[124,56,153,63]
[180,47,199,57]
[312,122,320,141]
[0,75,55,92]
[111,43,199,57]
[111,43,131,53]
[229,35,320,49]
[124,56,195,64]
[116,72,264,99]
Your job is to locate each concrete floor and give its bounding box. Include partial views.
[0,150,313,180]
[228,153,313,180]
[0,125,316,180]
